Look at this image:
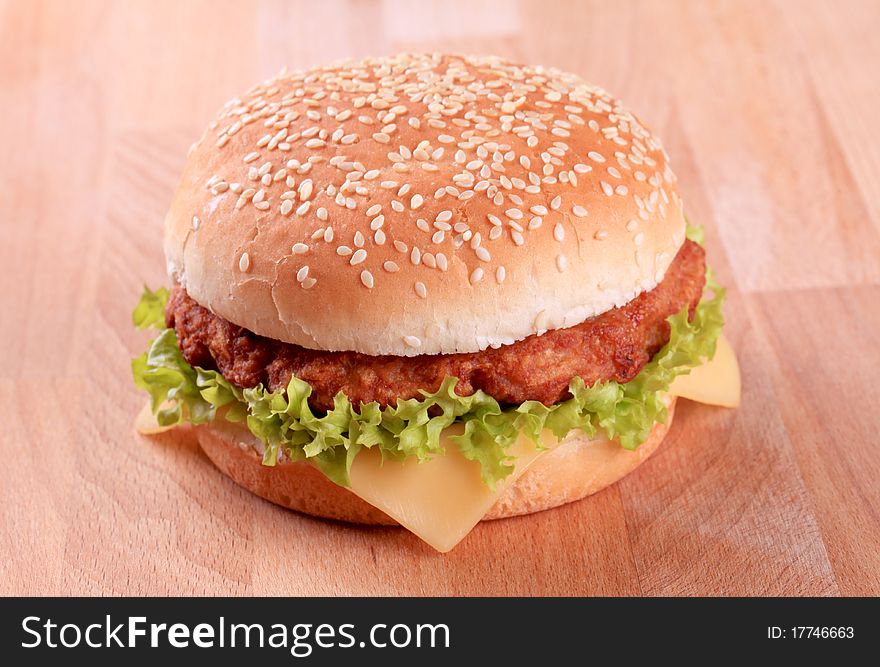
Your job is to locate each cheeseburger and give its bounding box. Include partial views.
[132,54,739,552]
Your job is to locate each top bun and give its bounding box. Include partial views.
[165,54,685,356]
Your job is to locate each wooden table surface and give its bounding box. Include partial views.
[2,0,879,596]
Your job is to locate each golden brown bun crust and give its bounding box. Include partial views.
[195,399,675,525]
[165,54,685,356]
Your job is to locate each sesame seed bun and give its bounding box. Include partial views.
[195,398,674,526]
[164,54,686,356]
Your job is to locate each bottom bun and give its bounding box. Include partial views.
[196,398,675,525]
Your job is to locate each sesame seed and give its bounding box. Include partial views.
[280,199,294,215]
[301,277,317,289]
[360,270,374,289]
[572,205,588,218]
[298,179,313,200]
[192,215,200,230]
[594,230,608,240]
[588,151,605,163]
[550,195,562,210]
[470,267,484,284]
[496,266,506,283]
[296,266,310,282]
[553,223,565,242]
[403,335,421,348]
[556,254,568,272]
[238,253,250,272]
[414,282,427,299]
[411,194,424,209]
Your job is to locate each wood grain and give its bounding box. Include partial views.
[1,0,878,596]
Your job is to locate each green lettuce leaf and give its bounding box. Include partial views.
[685,223,705,245]
[132,285,169,330]
[131,230,725,489]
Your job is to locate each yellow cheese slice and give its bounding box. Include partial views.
[668,335,741,407]
[348,426,556,553]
